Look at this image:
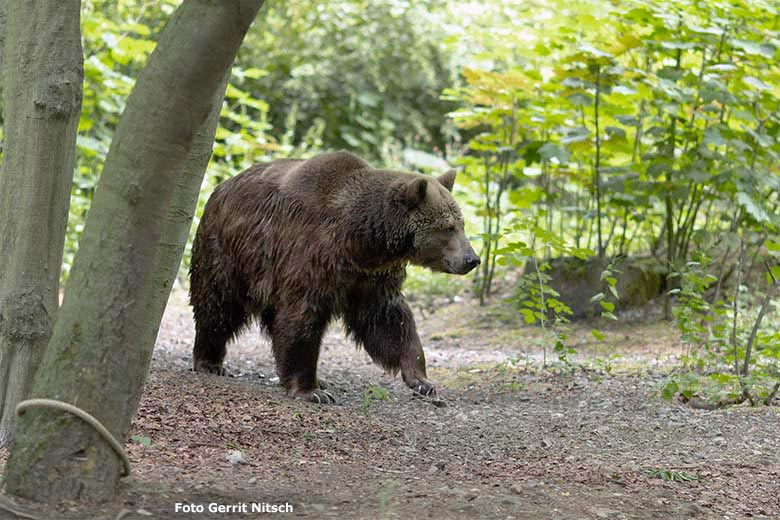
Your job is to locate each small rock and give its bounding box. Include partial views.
[431,398,448,408]
[227,450,247,465]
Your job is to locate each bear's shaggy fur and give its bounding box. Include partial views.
[189,151,479,403]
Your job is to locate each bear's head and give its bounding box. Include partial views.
[398,170,480,275]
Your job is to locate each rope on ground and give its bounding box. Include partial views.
[0,493,41,520]
[15,398,131,477]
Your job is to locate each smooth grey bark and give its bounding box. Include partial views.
[0,0,83,446]
[0,0,6,111]
[3,0,264,502]
[144,70,231,350]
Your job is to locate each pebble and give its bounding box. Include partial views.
[226,450,247,465]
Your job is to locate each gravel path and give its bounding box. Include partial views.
[1,289,778,519]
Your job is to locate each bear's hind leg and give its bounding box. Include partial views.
[270,303,334,404]
[192,294,249,376]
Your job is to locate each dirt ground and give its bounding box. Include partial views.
[1,289,779,519]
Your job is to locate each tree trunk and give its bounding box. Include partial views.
[0,0,83,446]
[0,0,6,115]
[3,0,264,502]
[144,70,231,352]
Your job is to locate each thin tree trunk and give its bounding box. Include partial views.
[479,156,492,305]
[4,0,264,502]
[662,46,682,321]
[593,66,604,258]
[663,192,675,319]
[0,0,83,446]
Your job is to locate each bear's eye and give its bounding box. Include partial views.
[445,224,458,233]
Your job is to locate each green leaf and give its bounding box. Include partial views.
[661,381,678,401]
[562,127,591,144]
[242,67,269,79]
[538,142,571,163]
[736,192,770,223]
[591,329,605,341]
[341,130,361,147]
[702,127,727,147]
[577,43,615,61]
[707,63,737,73]
[732,40,775,59]
[590,292,605,303]
[611,85,636,96]
[768,266,780,284]
[742,76,772,92]
[131,434,151,447]
[611,33,642,54]
[520,308,537,324]
[357,91,381,107]
[508,186,543,209]
[615,115,639,126]
[709,373,733,384]
[605,126,627,143]
[660,41,697,50]
[567,92,594,107]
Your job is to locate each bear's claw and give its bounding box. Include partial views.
[194,360,228,376]
[293,388,337,404]
[413,382,437,397]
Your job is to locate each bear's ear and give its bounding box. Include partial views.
[399,178,428,208]
[437,169,457,192]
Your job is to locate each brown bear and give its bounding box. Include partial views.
[189,151,479,403]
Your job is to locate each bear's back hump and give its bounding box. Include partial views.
[277,151,373,208]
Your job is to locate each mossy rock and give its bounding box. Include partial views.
[523,256,664,320]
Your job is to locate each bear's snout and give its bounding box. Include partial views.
[463,254,480,273]
[448,239,480,275]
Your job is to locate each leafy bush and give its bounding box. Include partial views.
[445,0,780,302]
[663,239,780,407]
[242,1,458,161]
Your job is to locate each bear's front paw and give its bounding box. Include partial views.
[193,360,229,376]
[412,380,437,397]
[291,388,337,405]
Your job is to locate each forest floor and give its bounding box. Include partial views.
[1,288,779,519]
